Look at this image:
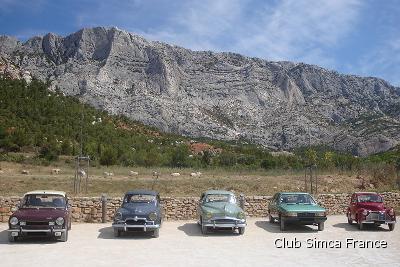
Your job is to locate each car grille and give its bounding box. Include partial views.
[366,212,388,221]
[213,219,236,224]
[26,221,49,226]
[297,213,315,218]
[126,219,146,225]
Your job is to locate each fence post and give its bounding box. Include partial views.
[101,194,107,223]
[239,194,245,210]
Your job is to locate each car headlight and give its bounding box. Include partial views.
[237,212,245,219]
[55,217,64,226]
[362,210,369,216]
[205,212,213,219]
[149,212,157,221]
[315,212,326,217]
[9,217,19,225]
[114,212,122,221]
[283,212,297,217]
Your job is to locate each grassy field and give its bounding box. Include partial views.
[0,160,396,197]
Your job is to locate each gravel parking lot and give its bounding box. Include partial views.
[0,215,399,267]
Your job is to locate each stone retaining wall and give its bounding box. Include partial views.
[1,193,399,223]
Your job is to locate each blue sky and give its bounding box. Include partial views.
[1,0,399,86]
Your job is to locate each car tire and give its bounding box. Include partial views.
[318,222,324,231]
[153,228,160,238]
[8,233,17,242]
[201,225,208,235]
[269,213,274,223]
[114,228,121,237]
[358,221,364,230]
[59,230,68,242]
[280,216,286,231]
[389,223,395,231]
[347,213,353,225]
[238,227,245,235]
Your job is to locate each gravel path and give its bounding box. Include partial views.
[0,216,399,267]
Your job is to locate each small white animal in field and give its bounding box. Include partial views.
[51,168,61,174]
[78,170,86,177]
[109,172,114,176]
[152,171,159,176]
[171,172,180,177]
[129,171,139,176]
[190,172,202,177]
[21,170,30,175]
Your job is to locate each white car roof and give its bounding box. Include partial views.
[24,190,66,197]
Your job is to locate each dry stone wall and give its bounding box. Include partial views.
[1,193,399,223]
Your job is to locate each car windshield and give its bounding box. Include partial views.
[205,194,236,203]
[358,194,383,203]
[125,194,156,203]
[22,194,66,208]
[279,194,316,205]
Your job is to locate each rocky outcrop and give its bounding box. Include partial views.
[0,27,399,155]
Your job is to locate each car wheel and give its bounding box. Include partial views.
[114,228,121,237]
[279,215,286,231]
[153,228,160,238]
[389,223,395,231]
[238,227,245,235]
[318,222,325,231]
[358,220,364,230]
[59,230,68,242]
[347,213,353,225]
[201,224,208,235]
[269,213,274,223]
[8,233,17,242]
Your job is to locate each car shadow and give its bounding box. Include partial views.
[255,220,318,233]
[97,226,155,239]
[0,230,58,245]
[177,223,241,237]
[332,223,390,232]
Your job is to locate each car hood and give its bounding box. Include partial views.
[280,204,326,213]
[357,202,386,211]
[202,202,243,216]
[12,208,67,221]
[119,203,156,216]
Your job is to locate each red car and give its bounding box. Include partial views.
[7,190,71,242]
[347,192,396,231]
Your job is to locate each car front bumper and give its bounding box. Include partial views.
[203,217,246,229]
[282,216,327,225]
[112,219,160,232]
[7,228,66,237]
[361,212,396,225]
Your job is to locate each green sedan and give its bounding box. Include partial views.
[198,190,246,235]
[268,192,327,231]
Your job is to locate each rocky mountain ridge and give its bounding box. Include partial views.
[1,27,399,156]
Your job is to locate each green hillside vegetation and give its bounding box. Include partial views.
[0,77,399,182]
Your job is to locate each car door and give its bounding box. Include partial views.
[349,194,357,220]
[197,193,205,219]
[157,194,163,223]
[269,193,279,219]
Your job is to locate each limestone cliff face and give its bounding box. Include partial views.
[1,27,399,155]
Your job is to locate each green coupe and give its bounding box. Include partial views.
[268,192,327,231]
[198,190,246,235]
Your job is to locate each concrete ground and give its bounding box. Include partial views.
[0,216,399,267]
